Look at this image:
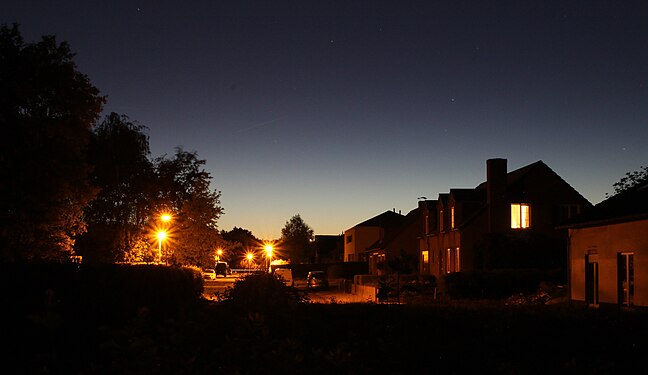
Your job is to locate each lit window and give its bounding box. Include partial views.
[450,207,455,229]
[511,204,531,228]
[439,210,444,231]
[445,247,461,273]
[422,251,429,265]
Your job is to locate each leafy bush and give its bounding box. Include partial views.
[218,272,308,313]
[1,263,204,324]
[440,269,563,299]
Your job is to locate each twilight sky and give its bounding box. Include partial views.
[3,1,647,239]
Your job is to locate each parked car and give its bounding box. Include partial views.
[215,261,231,277]
[273,268,294,287]
[307,270,329,290]
[202,268,216,280]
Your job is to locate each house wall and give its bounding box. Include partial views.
[385,215,421,265]
[569,219,648,307]
[343,226,381,262]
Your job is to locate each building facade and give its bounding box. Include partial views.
[566,182,648,308]
[420,158,592,279]
[343,210,405,263]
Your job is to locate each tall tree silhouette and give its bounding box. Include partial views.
[280,214,314,263]
[155,148,223,267]
[0,24,104,262]
[76,113,156,263]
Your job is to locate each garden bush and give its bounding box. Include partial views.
[440,268,564,299]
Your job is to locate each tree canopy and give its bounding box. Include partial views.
[0,25,225,267]
[280,214,314,263]
[76,113,156,263]
[155,148,223,267]
[220,227,260,268]
[611,165,648,196]
[0,24,105,262]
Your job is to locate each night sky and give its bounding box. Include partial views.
[3,1,647,239]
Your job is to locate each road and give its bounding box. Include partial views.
[202,274,370,303]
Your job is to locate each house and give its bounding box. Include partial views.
[343,210,405,263]
[365,207,422,275]
[311,234,344,263]
[564,181,648,308]
[420,158,592,279]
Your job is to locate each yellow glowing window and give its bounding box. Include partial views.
[511,204,531,228]
[422,251,429,265]
[450,207,455,229]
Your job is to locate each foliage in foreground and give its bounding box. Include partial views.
[217,272,308,313]
[8,289,648,374]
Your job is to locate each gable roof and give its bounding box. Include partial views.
[562,182,648,228]
[450,188,485,202]
[354,210,405,228]
[366,207,421,251]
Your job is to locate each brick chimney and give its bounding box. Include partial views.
[486,158,508,233]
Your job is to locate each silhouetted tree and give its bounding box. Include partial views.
[280,214,314,263]
[76,113,156,263]
[610,165,648,196]
[221,227,259,267]
[0,24,104,262]
[155,148,223,267]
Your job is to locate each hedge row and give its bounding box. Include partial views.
[439,268,564,299]
[2,262,204,323]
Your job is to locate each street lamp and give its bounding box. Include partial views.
[246,252,254,273]
[265,244,273,273]
[216,248,223,261]
[160,213,172,222]
[157,230,167,261]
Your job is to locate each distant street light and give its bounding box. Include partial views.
[160,213,172,222]
[216,248,223,261]
[264,244,273,273]
[246,252,254,273]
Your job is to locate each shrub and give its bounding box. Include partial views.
[440,269,563,299]
[218,272,308,313]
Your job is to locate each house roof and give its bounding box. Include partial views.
[475,160,545,191]
[353,210,405,228]
[561,181,648,228]
[420,199,438,211]
[366,207,421,252]
[450,188,485,202]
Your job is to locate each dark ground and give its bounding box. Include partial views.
[7,296,648,374]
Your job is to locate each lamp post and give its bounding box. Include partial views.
[265,244,273,273]
[216,248,223,262]
[156,212,172,263]
[157,230,167,261]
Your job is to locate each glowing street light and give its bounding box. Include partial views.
[264,244,273,273]
[157,230,167,260]
[216,248,223,261]
[246,252,254,273]
[160,213,172,222]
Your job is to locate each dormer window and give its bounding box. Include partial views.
[511,204,531,229]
